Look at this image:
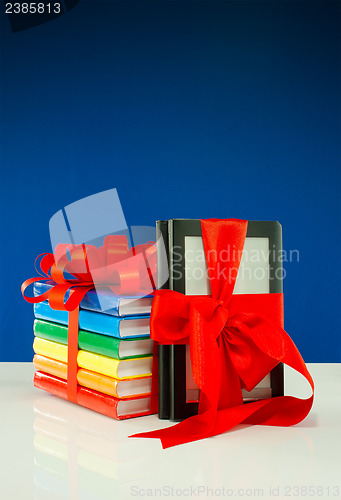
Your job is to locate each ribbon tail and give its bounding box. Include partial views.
[130,324,313,448]
[130,410,221,449]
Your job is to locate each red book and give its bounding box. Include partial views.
[34,371,154,420]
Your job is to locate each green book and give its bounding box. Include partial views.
[33,320,153,360]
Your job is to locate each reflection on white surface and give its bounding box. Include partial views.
[0,363,340,500]
[33,396,162,499]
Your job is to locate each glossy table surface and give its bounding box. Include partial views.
[1,363,340,500]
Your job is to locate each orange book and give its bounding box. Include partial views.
[33,354,152,399]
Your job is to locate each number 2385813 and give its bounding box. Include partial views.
[5,3,61,14]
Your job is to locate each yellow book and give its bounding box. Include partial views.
[33,354,152,398]
[33,338,152,380]
[34,337,68,363]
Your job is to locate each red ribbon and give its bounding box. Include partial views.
[131,219,314,448]
[22,235,156,402]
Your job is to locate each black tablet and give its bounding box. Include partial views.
[162,219,284,422]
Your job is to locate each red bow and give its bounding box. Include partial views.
[131,219,314,448]
[22,235,157,402]
[22,235,157,310]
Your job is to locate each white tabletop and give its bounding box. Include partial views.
[1,363,340,500]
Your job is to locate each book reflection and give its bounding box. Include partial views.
[33,396,159,499]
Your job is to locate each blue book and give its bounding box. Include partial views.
[34,281,153,317]
[34,302,150,339]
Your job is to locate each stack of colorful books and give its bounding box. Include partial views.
[32,281,155,419]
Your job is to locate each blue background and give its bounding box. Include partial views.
[0,1,340,362]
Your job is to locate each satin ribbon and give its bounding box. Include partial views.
[132,219,314,449]
[22,235,156,402]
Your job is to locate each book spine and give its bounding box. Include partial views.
[34,371,69,401]
[33,281,53,297]
[77,351,120,379]
[34,319,123,359]
[34,371,120,419]
[77,386,119,419]
[34,303,124,338]
[80,334,120,359]
[34,354,152,399]
[77,369,120,398]
[33,354,67,380]
[81,293,120,316]
[34,303,69,326]
[33,337,68,363]
[79,310,121,338]
[34,281,122,317]
[34,319,68,344]
[156,220,171,419]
